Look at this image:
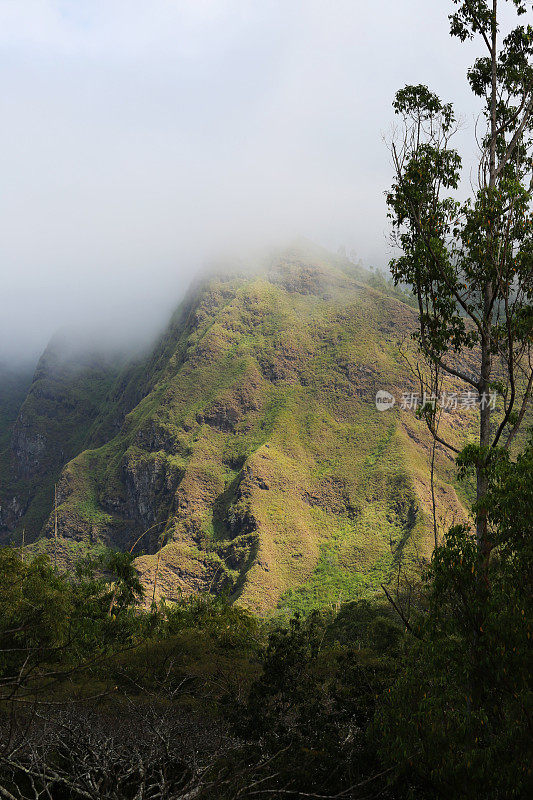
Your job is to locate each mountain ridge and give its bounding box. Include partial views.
[0,246,468,611]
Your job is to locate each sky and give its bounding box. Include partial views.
[0,0,520,364]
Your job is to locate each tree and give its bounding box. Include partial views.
[0,551,247,800]
[387,0,533,560]
[103,549,144,617]
[375,433,533,799]
[0,549,73,699]
[226,610,404,799]
[0,547,145,705]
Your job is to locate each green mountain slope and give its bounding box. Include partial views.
[38,246,467,612]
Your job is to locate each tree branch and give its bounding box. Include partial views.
[464,0,494,55]
[495,93,533,180]
[504,367,533,449]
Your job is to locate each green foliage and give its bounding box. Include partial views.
[0,546,148,692]
[104,549,144,611]
[375,435,533,799]
[158,593,258,646]
[224,607,402,798]
[1,445,531,800]
[0,549,72,682]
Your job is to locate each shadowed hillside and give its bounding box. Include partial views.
[0,338,124,540]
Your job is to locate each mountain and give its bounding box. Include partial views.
[0,362,34,465]
[0,246,468,612]
[0,336,124,540]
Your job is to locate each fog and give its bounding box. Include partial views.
[0,0,516,364]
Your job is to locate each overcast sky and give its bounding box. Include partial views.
[0,0,520,364]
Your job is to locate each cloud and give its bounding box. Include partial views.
[0,0,507,362]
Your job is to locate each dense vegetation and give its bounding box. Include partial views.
[0,432,531,799]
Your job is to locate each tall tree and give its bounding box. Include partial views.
[387,0,533,558]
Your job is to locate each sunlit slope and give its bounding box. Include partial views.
[48,248,467,611]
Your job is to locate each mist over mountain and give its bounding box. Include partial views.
[0,0,498,365]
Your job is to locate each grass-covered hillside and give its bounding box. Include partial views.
[22,245,467,613]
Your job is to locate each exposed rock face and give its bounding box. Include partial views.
[11,417,47,477]
[123,451,184,527]
[0,495,27,530]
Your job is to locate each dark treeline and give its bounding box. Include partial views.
[0,435,531,800]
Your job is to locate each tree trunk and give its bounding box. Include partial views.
[477,291,493,557]
[475,0,498,561]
